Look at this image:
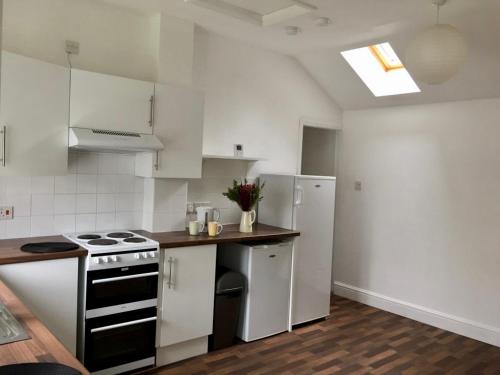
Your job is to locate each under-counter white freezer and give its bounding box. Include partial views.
[219,241,293,342]
[258,174,336,326]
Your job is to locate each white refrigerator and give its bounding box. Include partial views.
[258,174,336,326]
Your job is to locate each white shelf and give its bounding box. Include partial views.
[202,154,266,162]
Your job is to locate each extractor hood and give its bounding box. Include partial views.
[69,128,164,153]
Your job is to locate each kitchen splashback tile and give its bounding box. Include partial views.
[5,217,30,238]
[5,194,31,217]
[31,176,54,194]
[76,194,97,214]
[31,194,55,216]
[30,215,55,236]
[2,152,146,238]
[77,174,97,194]
[97,194,116,213]
[97,174,116,193]
[96,213,116,231]
[54,214,76,233]
[55,175,77,194]
[76,214,96,232]
[6,176,31,195]
[54,194,76,215]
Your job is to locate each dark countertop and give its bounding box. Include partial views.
[134,223,300,249]
[0,235,87,265]
[0,279,89,373]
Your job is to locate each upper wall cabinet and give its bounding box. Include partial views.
[70,69,155,134]
[135,84,204,179]
[0,52,69,176]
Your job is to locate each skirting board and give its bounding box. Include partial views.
[156,336,208,367]
[333,281,500,348]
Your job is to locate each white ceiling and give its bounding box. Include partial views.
[100,0,500,110]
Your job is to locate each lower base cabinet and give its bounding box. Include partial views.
[157,245,217,366]
[0,258,79,354]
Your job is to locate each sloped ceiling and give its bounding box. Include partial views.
[100,0,500,110]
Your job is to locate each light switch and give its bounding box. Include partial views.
[0,206,14,220]
[354,181,362,191]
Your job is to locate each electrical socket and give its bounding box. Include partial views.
[0,206,14,220]
[354,181,362,191]
[65,40,80,55]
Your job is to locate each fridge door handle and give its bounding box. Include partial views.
[294,185,304,206]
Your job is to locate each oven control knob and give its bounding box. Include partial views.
[102,256,109,263]
[134,253,141,260]
[141,252,149,259]
[93,257,101,264]
[111,255,118,262]
[149,252,157,258]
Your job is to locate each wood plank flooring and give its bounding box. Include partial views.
[150,296,500,374]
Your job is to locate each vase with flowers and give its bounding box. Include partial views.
[223,179,265,233]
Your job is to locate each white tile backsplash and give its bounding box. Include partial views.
[31,176,54,194]
[97,174,116,194]
[54,194,76,215]
[96,213,116,231]
[0,151,145,239]
[5,217,31,238]
[31,194,54,216]
[31,216,55,237]
[76,213,97,232]
[54,214,76,233]
[97,194,116,213]
[55,175,77,194]
[6,176,32,195]
[77,174,98,194]
[5,194,31,217]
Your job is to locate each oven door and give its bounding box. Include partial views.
[86,263,159,316]
[84,307,157,373]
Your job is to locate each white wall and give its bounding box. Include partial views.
[334,97,500,346]
[2,0,159,81]
[193,28,342,176]
[0,152,144,238]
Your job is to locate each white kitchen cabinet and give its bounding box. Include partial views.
[0,51,69,176]
[70,69,155,134]
[159,245,216,348]
[135,84,204,178]
[0,257,79,354]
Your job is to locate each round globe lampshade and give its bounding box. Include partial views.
[405,24,468,84]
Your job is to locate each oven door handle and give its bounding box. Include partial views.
[90,316,157,333]
[92,271,159,284]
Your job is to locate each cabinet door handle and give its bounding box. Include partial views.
[167,257,175,289]
[154,151,159,171]
[149,95,155,127]
[0,126,6,167]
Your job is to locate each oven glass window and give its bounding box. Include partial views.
[85,307,157,372]
[86,263,159,310]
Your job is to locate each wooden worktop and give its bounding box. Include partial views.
[0,280,89,374]
[0,236,87,265]
[135,223,300,249]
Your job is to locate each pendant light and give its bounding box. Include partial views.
[405,0,468,85]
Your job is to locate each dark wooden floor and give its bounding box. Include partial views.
[151,296,500,374]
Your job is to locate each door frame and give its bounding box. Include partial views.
[297,117,339,175]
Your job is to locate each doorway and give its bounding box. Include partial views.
[299,125,337,177]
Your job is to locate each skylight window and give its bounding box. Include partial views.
[341,42,420,97]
